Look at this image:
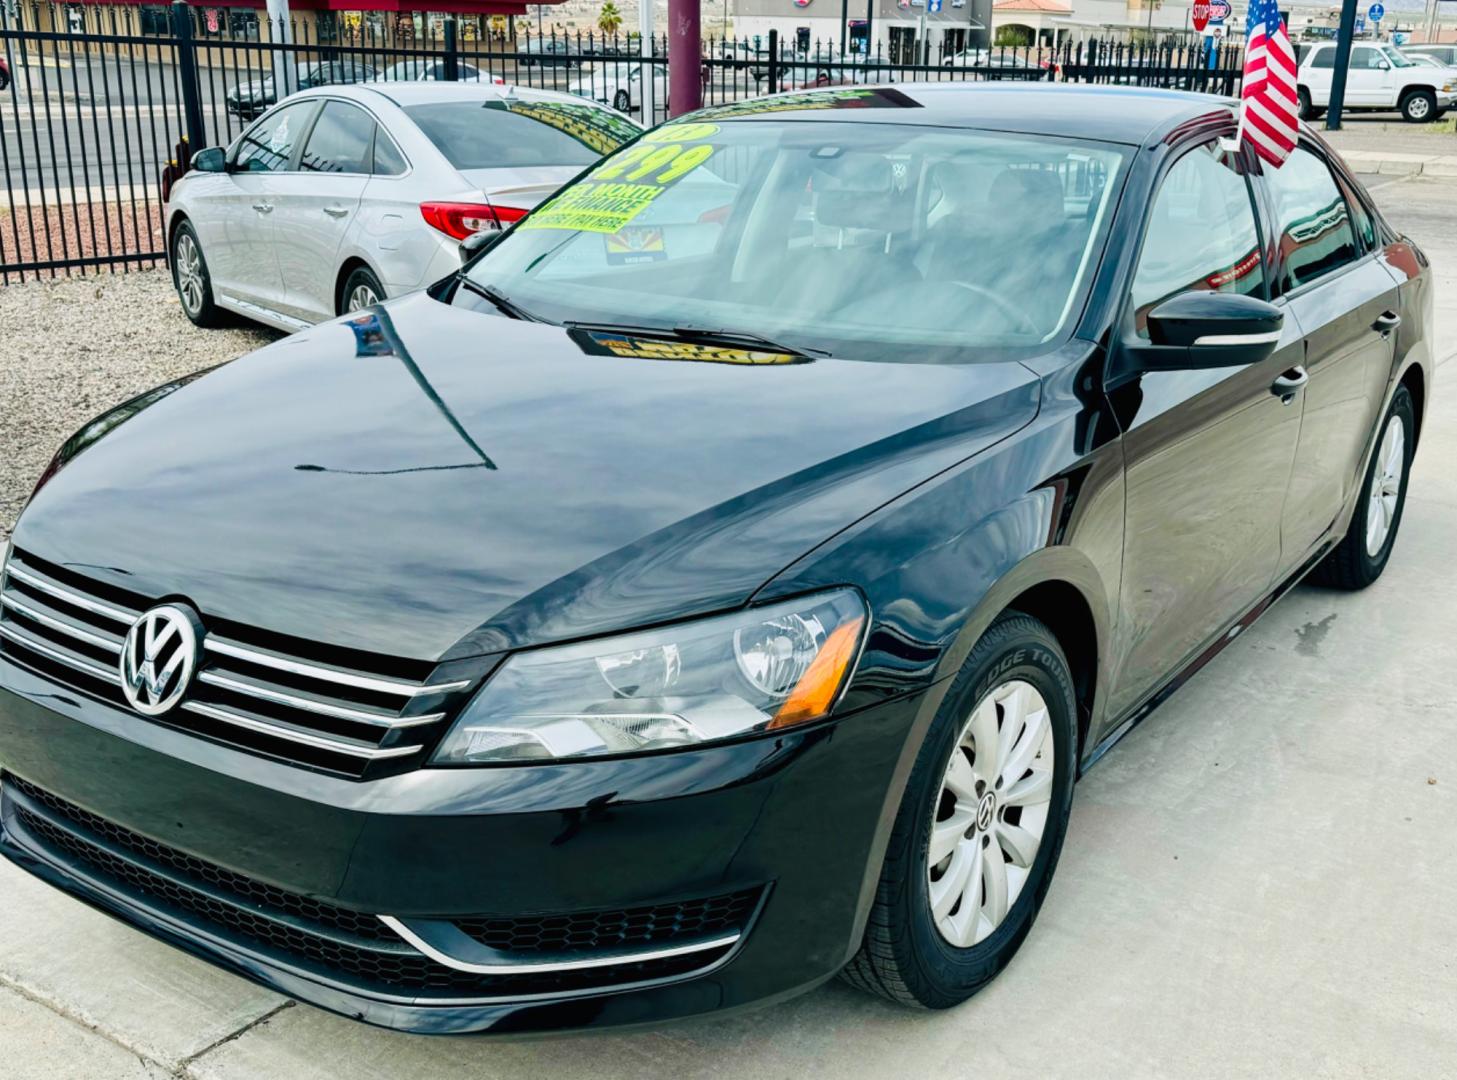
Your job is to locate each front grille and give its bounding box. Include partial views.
[3,776,754,1001]
[0,547,477,778]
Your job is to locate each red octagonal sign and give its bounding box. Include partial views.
[1192,0,1212,32]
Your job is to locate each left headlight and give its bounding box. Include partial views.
[433,589,868,765]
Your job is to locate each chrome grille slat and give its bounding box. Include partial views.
[197,671,444,729]
[1,594,124,654]
[0,622,121,685]
[1,549,474,777]
[181,701,422,760]
[205,638,469,698]
[2,562,138,624]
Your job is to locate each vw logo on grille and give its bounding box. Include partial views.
[120,604,201,716]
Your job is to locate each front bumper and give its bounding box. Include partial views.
[0,656,931,1034]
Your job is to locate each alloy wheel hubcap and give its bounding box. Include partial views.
[928,678,1055,948]
[1366,414,1406,556]
[347,284,379,311]
[175,234,204,315]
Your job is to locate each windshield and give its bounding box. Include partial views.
[405,101,639,168]
[463,116,1127,362]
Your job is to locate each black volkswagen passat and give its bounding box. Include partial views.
[0,84,1432,1034]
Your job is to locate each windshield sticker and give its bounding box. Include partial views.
[522,125,719,234]
[482,98,640,156]
[605,226,667,265]
[570,329,811,366]
[268,115,290,153]
[694,86,922,120]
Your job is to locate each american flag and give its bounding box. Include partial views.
[1239,0,1299,167]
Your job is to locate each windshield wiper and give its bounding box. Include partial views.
[455,276,544,322]
[565,321,830,358]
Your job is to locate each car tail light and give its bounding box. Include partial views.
[419,202,528,240]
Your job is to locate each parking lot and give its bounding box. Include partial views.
[1,172,1454,1079]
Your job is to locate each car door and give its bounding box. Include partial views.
[1303,46,1335,103]
[267,99,376,323]
[206,99,318,311]
[1345,45,1391,106]
[1107,140,1305,719]
[1256,144,1398,569]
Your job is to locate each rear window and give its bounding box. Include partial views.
[403,101,638,170]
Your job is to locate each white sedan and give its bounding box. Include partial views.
[164,83,640,332]
[568,64,668,114]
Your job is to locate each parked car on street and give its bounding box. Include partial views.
[942,48,1053,79]
[1298,40,1457,121]
[519,36,582,67]
[1405,52,1447,69]
[225,60,376,120]
[0,56,9,92]
[1402,43,1457,67]
[164,82,640,331]
[568,63,667,114]
[2,83,1430,1037]
[375,58,496,83]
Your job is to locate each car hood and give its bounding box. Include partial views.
[16,292,1041,662]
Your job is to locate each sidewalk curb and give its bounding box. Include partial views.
[1338,149,1457,178]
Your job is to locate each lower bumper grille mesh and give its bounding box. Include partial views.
[2,776,753,1001]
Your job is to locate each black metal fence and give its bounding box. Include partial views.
[0,0,1247,283]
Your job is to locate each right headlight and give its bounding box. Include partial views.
[432,589,867,765]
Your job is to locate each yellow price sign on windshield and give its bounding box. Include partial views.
[523,123,720,234]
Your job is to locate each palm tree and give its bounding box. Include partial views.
[598,1,623,38]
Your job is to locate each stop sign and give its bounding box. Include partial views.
[1192,0,1211,31]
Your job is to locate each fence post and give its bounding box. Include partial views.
[171,0,206,153]
[767,28,779,95]
[443,17,459,81]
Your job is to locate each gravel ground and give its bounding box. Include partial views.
[1,202,168,283]
[0,268,276,540]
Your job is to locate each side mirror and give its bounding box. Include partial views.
[459,229,504,262]
[1116,291,1284,381]
[191,146,227,173]
[1377,59,1391,70]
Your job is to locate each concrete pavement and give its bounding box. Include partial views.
[1,176,1456,1078]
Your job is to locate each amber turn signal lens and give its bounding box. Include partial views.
[769,615,865,730]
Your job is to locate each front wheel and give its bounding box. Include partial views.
[841,612,1077,1008]
[0,69,10,92]
[1312,385,1415,590]
[1401,89,1437,123]
[1297,87,1321,120]
[171,221,226,328]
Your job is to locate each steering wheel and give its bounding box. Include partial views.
[951,280,1041,337]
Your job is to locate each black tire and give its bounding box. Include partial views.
[1297,87,1320,120]
[339,265,386,315]
[613,89,630,112]
[1401,89,1437,123]
[841,611,1077,1008]
[170,220,226,328]
[0,69,9,93]
[1312,385,1415,590]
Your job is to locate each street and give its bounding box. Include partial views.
[0,171,1454,1079]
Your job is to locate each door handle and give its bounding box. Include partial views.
[1271,366,1309,404]
[251,202,273,214]
[1373,310,1401,336]
[323,205,349,218]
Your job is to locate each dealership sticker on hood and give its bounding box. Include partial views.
[522,123,720,234]
[570,328,811,366]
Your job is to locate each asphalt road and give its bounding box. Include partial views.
[0,175,1454,1079]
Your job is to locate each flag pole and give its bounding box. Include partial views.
[1326,0,1359,130]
